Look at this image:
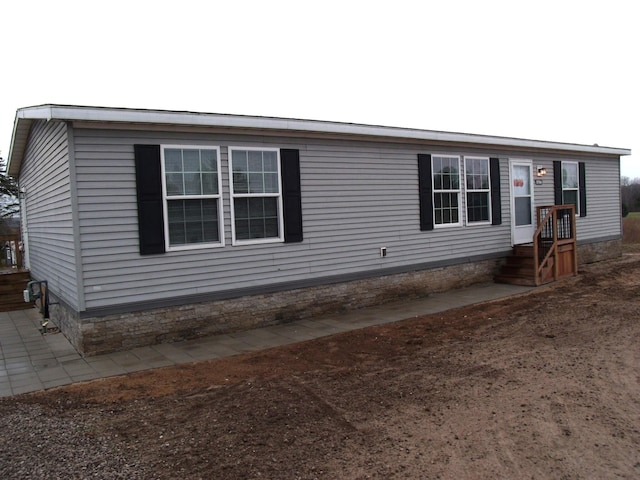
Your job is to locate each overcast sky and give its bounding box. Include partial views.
[2,1,637,177]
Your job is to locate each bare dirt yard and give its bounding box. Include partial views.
[2,256,640,479]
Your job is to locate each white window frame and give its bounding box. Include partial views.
[160,145,224,251]
[561,161,580,216]
[432,154,462,228]
[463,156,492,225]
[229,146,285,246]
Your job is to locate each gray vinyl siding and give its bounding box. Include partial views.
[531,159,556,207]
[71,127,621,311]
[576,156,621,241]
[19,120,79,308]
[530,156,621,241]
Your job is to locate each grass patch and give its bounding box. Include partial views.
[623,214,640,252]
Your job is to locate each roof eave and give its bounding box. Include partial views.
[6,105,632,177]
[7,117,35,178]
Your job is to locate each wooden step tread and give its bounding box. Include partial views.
[0,302,30,312]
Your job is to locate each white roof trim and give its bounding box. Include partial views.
[8,104,632,175]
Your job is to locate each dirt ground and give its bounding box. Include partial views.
[2,256,640,479]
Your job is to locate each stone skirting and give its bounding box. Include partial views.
[577,238,622,264]
[53,258,500,356]
[49,238,622,356]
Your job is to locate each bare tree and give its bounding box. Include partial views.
[1,154,20,220]
[621,176,640,214]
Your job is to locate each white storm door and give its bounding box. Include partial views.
[510,160,535,245]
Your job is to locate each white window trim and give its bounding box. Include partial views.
[561,161,580,216]
[432,154,462,228]
[463,156,492,226]
[228,146,285,246]
[160,144,225,251]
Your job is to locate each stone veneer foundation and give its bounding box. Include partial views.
[577,238,622,264]
[51,258,500,356]
[49,238,621,356]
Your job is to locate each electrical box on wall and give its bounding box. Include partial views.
[380,247,387,258]
[24,281,42,303]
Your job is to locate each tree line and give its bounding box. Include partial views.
[1,155,19,235]
[621,177,640,217]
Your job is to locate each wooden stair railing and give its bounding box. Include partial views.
[1,234,23,270]
[533,205,578,285]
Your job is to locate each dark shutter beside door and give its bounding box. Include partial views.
[280,149,303,243]
[134,145,166,255]
[417,154,434,231]
[490,157,502,225]
[578,162,587,217]
[553,160,563,206]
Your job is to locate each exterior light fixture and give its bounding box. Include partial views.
[537,166,547,177]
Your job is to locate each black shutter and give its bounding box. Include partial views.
[134,145,165,255]
[579,162,587,217]
[418,154,434,231]
[280,149,303,243]
[490,157,502,225]
[553,160,563,205]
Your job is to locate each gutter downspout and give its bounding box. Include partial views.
[19,186,29,270]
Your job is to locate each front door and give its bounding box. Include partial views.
[510,160,535,245]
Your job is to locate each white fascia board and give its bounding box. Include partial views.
[11,104,633,158]
[7,117,32,177]
[15,105,57,121]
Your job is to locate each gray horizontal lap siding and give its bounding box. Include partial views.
[72,128,616,310]
[20,120,79,308]
[531,159,556,208]
[530,156,621,241]
[576,156,621,240]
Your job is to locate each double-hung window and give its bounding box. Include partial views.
[432,155,462,227]
[229,147,284,244]
[561,161,579,215]
[464,157,491,224]
[161,146,223,249]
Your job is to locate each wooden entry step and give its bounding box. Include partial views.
[0,270,30,312]
[495,245,554,286]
